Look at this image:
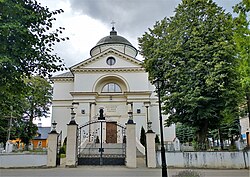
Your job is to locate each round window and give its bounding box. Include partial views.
[106,57,116,66]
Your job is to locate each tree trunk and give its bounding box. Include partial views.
[218,128,224,150]
[196,121,208,150]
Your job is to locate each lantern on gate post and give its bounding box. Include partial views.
[51,121,57,134]
[69,107,76,124]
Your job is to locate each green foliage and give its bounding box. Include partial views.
[0,118,10,144]
[0,76,52,148]
[0,0,66,146]
[14,119,38,150]
[0,0,68,119]
[140,126,146,147]
[233,0,250,121]
[17,76,52,147]
[176,123,196,144]
[139,0,241,150]
[22,76,52,120]
[59,145,66,154]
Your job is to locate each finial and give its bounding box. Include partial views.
[110,21,117,35]
[111,20,115,31]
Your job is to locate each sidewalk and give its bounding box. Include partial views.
[1,157,248,177]
[1,165,249,177]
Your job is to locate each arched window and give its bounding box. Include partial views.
[102,83,122,93]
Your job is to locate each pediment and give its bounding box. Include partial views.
[70,48,143,72]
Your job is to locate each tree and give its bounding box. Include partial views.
[22,76,52,122]
[139,0,241,150]
[18,76,52,149]
[14,118,38,150]
[140,126,146,147]
[176,123,196,144]
[0,0,68,116]
[0,76,52,149]
[233,0,250,125]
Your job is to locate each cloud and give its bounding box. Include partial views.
[68,0,239,37]
[68,0,180,37]
[38,0,240,71]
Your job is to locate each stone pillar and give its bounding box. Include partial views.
[66,116,78,167]
[126,121,136,168]
[47,130,58,167]
[146,131,156,168]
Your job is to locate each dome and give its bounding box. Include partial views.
[90,27,138,57]
[96,28,132,46]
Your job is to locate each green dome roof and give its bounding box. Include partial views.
[90,27,138,57]
[96,27,132,46]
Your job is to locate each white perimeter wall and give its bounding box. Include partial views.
[156,151,250,169]
[0,154,47,168]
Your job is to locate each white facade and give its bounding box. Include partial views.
[51,28,175,142]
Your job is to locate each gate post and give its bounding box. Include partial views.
[47,123,58,167]
[66,109,78,167]
[125,111,136,168]
[146,130,156,168]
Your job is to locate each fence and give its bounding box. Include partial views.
[156,150,249,169]
[0,153,47,168]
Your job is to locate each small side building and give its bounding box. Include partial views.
[32,127,51,150]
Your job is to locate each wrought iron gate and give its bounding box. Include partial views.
[77,120,126,165]
[56,131,62,166]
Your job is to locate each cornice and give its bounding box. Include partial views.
[73,67,145,73]
[51,78,74,82]
[124,91,152,96]
[70,92,98,96]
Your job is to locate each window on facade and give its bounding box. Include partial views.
[106,57,116,66]
[102,83,122,93]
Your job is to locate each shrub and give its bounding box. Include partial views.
[173,170,201,177]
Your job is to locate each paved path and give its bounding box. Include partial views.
[0,166,249,177]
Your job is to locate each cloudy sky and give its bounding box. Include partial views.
[37,0,240,126]
[38,0,240,69]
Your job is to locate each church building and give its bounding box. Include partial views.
[51,27,175,144]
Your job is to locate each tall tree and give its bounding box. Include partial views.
[176,123,196,144]
[0,0,68,116]
[233,0,250,125]
[14,76,52,149]
[139,0,241,149]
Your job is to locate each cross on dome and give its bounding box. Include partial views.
[111,20,116,31]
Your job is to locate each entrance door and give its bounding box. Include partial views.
[106,122,117,143]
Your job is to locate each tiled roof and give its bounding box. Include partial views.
[33,127,51,140]
[53,71,73,78]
